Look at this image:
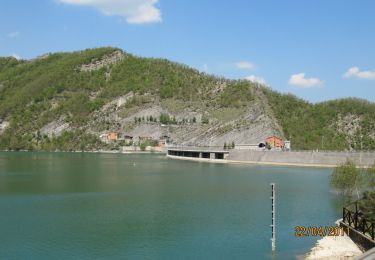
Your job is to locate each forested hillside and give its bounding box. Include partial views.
[0,47,374,151]
[263,88,375,150]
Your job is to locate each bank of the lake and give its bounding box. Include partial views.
[0,152,342,259]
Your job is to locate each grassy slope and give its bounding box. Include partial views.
[0,47,374,151]
[263,88,375,150]
[0,48,254,150]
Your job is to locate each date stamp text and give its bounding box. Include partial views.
[294,226,349,237]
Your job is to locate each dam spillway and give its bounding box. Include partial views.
[167,147,229,161]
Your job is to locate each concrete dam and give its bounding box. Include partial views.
[167,147,375,168]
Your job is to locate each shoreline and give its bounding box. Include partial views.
[305,235,362,260]
[167,154,340,168]
[0,149,372,168]
[305,220,362,259]
[0,149,164,155]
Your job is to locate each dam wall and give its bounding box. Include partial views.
[227,150,375,167]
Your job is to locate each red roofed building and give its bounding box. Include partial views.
[266,136,283,149]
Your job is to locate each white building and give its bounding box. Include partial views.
[284,140,291,150]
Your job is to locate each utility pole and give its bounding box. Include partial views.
[360,134,363,166]
[270,183,276,252]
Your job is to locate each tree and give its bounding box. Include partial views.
[330,160,360,201]
[357,162,375,222]
[192,117,196,123]
[224,142,227,150]
[358,190,375,222]
[330,160,375,221]
[231,141,235,149]
[364,162,375,188]
[159,113,170,124]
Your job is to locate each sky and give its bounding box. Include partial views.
[0,0,374,103]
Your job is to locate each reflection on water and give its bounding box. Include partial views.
[0,152,340,259]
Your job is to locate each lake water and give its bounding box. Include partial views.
[0,152,342,259]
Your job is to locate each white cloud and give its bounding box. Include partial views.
[59,0,162,24]
[7,31,20,38]
[288,73,323,88]
[235,61,255,70]
[343,66,375,80]
[245,75,266,85]
[202,64,208,72]
[11,53,21,60]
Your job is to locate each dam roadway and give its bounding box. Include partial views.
[166,147,375,168]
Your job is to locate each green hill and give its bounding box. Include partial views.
[263,88,375,150]
[0,47,374,151]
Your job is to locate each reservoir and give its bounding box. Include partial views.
[0,152,341,259]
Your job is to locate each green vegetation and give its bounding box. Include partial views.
[330,160,375,222]
[263,88,375,150]
[161,98,187,113]
[362,163,375,220]
[219,81,253,108]
[212,107,245,122]
[159,113,171,124]
[359,190,375,222]
[125,95,152,108]
[140,139,158,151]
[140,142,147,151]
[224,141,235,150]
[201,115,209,124]
[330,160,361,200]
[0,47,225,150]
[0,47,374,151]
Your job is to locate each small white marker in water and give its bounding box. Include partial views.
[270,183,276,252]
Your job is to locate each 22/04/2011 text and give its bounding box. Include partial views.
[294,226,349,237]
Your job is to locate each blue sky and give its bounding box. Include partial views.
[1,0,374,103]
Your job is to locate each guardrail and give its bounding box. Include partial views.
[343,205,375,240]
[168,146,375,154]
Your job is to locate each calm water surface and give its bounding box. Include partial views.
[0,152,341,259]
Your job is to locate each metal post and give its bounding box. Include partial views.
[270,183,276,252]
[360,134,363,165]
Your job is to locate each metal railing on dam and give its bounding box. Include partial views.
[341,201,375,252]
[167,146,227,153]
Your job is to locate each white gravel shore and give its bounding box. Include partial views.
[305,233,362,260]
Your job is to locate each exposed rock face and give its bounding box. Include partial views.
[80,50,125,71]
[332,114,368,149]
[334,114,362,137]
[40,117,70,138]
[83,92,281,146]
[0,120,9,134]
